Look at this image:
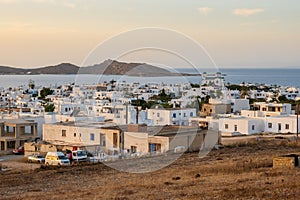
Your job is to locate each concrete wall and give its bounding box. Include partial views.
[200,104,230,117]
[124,132,149,153]
[24,142,57,156]
[168,131,205,152]
[148,136,169,153]
[231,99,250,113]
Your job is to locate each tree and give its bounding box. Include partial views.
[39,87,54,101]
[191,83,200,88]
[278,95,288,103]
[44,103,55,112]
[150,89,172,103]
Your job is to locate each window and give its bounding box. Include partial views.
[286,124,290,130]
[184,113,187,117]
[190,112,193,117]
[278,123,281,131]
[173,113,177,118]
[225,124,229,129]
[252,125,255,131]
[90,133,95,141]
[157,113,160,117]
[74,133,76,137]
[62,130,66,137]
[100,133,106,146]
[268,123,272,128]
[234,125,238,132]
[131,146,137,153]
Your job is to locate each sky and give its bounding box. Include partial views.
[0,0,299,68]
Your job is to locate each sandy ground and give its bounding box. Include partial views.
[1,139,300,199]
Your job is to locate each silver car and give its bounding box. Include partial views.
[28,155,45,163]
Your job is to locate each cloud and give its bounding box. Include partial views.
[198,7,213,15]
[233,8,264,16]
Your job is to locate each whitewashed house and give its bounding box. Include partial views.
[264,115,300,134]
[230,99,250,113]
[219,117,265,136]
[147,108,196,126]
[201,72,225,88]
[252,102,293,116]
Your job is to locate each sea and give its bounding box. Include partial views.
[0,68,299,89]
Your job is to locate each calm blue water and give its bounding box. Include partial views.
[0,68,299,89]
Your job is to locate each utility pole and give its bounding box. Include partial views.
[134,93,140,124]
[297,102,299,141]
[125,102,128,125]
[8,98,11,114]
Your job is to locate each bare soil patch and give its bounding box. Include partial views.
[1,140,300,199]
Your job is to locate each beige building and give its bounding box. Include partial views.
[200,103,231,117]
[124,125,206,155]
[0,119,38,152]
[42,121,210,158]
[43,122,121,154]
[24,142,57,157]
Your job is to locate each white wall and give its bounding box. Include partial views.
[265,116,300,134]
[231,99,250,113]
[148,108,196,126]
[219,117,264,135]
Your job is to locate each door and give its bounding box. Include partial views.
[149,143,156,154]
[113,133,118,148]
[0,141,4,151]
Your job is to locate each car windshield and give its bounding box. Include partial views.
[77,151,87,156]
[36,155,43,158]
[58,156,68,160]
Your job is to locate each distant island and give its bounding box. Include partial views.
[0,60,199,77]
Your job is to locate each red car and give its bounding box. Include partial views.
[13,146,24,155]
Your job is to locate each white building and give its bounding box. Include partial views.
[147,108,196,126]
[219,117,265,136]
[252,102,293,116]
[230,99,250,113]
[264,115,300,134]
[201,72,225,88]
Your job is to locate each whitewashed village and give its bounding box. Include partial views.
[0,72,300,167]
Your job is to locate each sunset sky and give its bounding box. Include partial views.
[0,0,299,68]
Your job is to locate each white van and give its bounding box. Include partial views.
[45,152,70,166]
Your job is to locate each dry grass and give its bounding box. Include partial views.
[1,140,300,199]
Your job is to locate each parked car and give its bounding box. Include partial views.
[13,146,24,155]
[174,146,186,153]
[28,154,45,163]
[45,152,70,166]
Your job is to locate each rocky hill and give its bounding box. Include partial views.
[0,60,196,76]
